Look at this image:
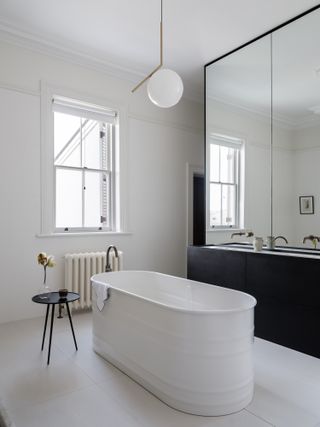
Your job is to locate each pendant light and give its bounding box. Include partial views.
[131,0,183,108]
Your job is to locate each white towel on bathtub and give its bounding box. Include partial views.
[93,282,110,311]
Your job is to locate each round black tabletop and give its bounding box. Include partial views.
[32,292,80,305]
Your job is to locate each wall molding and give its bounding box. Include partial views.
[0,19,143,84]
[0,19,202,104]
[207,94,320,131]
[0,78,202,140]
[293,144,320,153]
[0,80,39,97]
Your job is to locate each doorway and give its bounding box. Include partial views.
[193,174,205,245]
[186,164,205,247]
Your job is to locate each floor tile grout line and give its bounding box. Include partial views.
[10,382,96,416]
[65,355,118,386]
[244,408,276,426]
[2,328,98,413]
[50,336,121,388]
[92,378,152,423]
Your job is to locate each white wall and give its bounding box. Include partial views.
[292,124,320,246]
[0,40,203,324]
[272,124,296,244]
[267,121,320,248]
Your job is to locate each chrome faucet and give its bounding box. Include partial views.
[274,236,288,245]
[231,231,245,239]
[231,231,254,239]
[266,235,288,250]
[303,235,320,248]
[105,245,119,272]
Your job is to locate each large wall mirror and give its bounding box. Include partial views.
[205,5,320,249]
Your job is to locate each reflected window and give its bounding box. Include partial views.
[53,96,118,231]
[209,135,242,228]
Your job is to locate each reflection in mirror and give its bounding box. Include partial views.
[272,8,320,249]
[206,36,272,245]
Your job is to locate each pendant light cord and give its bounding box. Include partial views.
[131,0,163,92]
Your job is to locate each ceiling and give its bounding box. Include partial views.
[0,0,319,101]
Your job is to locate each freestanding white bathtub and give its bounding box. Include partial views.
[91,271,257,416]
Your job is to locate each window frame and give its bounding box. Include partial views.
[53,123,115,233]
[40,82,128,236]
[207,135,242,230]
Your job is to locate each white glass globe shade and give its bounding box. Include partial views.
[147,68,184,108]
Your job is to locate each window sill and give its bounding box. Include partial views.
[206,228,244,233]
[36,231,132,238]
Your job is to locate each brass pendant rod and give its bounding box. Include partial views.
[131,0,163,93]
[160,0,163,64]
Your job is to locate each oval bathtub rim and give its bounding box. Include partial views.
[91,270,257,315]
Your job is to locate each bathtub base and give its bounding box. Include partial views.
[91,271,256,417]
[93,335,254,417]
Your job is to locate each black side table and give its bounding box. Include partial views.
[32,292,80,365]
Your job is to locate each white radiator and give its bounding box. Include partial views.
[64,251,123,309]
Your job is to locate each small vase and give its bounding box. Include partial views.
[38,282,51,299]
[38,267,51,299]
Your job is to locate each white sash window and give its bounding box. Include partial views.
[52,96,118,232]
[208,135,242,229]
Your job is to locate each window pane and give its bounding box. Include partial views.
[83,120,104,169]
[220,146,235,183]
[56,169,82,227]
[210,144,220,181]
[209,183,221,227]
[222,184,236,226]
[54,112,81,167]
[84,171,110,228]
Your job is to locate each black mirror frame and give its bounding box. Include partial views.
[204,3,320,245]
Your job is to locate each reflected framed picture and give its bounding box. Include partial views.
[299,196,314,214]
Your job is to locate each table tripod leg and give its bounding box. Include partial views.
[47,304,55,365]
[66,302,78,351]
[41,305,49,351]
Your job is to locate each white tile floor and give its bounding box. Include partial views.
[0,312,320,427]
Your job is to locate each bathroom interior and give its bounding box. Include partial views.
[1,1,320,427]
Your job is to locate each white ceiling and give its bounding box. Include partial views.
[0,0,319,101]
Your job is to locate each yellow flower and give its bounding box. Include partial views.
[37,252,55,267]
[47,256,56,268]
[37,252,47,266]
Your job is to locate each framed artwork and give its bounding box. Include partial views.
[299,196,314,214]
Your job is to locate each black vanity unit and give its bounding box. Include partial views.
[188,245,320,359]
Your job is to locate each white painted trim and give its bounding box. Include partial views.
[40,81,130,235]
[0,19,203,104]
[36,231,132,238]
[0,80,39,97]
[186,163,204,251]
[0,18,142,84]
[40,80,54,234]
[292,145,320,153]
[207,94,320,130]
[206,228,245,233]
[205,131,245,231]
